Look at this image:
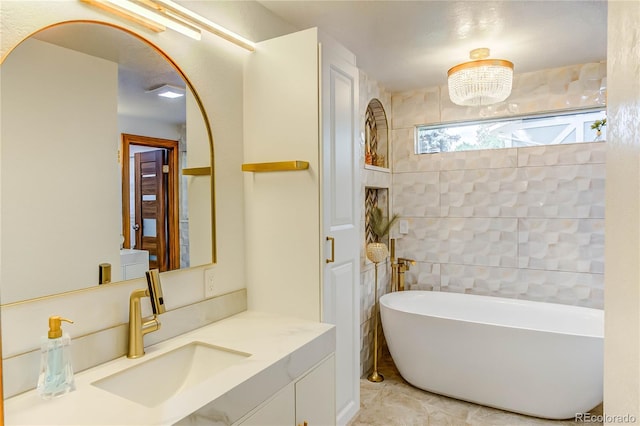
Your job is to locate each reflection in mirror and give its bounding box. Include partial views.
[0,22,213,304]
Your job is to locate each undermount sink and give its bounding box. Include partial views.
[92,341,251,407]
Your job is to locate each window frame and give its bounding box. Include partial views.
[414,107,606,155]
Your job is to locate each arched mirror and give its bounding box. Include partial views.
[0,21,215,304]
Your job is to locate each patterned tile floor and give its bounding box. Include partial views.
[348,349,603,426]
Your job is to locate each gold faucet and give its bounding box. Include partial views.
[389,239,416,291]
[390,239,417,292]
[396,257,416,291]
[390,239,399,291]
[127,269,166,358]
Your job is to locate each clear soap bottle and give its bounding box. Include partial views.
[37,316,75,399]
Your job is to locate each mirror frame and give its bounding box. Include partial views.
[0,20,217,305]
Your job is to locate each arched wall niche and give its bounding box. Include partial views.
[364,98,389,169]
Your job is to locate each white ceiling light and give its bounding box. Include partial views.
[447,48,514,106]
[146,84,185,98]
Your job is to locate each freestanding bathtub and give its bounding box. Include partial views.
[379,291,603,419]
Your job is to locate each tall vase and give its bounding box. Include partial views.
[366,242,388,383]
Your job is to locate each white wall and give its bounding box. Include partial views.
[1,38,121,303]
[604,0,640,421]
[118,115,182,141]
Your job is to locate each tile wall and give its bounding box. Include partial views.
[392,143,605,308]
[391,62,607,309]
[359,62,606,378]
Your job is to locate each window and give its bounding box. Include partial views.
[415,109,606,154]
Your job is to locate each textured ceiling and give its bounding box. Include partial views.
[257,0,608,92]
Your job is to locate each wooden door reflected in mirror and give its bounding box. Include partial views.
[121,134,181,274]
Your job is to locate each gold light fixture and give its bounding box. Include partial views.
[81,0,256,51]
[82,0,201,39]
[153,0,256,51]
[447,48,514,106]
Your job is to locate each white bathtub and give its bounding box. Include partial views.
[379,291,603,419]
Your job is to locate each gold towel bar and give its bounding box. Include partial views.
[241,161,309,172]
[182,167,211,176]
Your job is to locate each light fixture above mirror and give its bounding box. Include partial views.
[447,48,514,106]
[81,0,256,51]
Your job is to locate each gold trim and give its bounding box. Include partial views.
[241,161,310,172]
[367,262,384,383]
[80,0,166,33]
[182,166,211,176]
[447,59,514,76]
[143,3,202,38]
[326,236,335,264]
[190,20,255,52]
[153,0,256,51]
[0,319,3,412]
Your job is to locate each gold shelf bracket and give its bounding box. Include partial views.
[182,166,211,176]
[241,161,309,173]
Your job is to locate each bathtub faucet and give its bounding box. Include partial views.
[389,239,417,291]
[396,258,416,291]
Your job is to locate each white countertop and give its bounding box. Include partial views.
[5,311,335,426]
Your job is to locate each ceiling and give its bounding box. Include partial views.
[256,0,608,93]
[26,1,608,123]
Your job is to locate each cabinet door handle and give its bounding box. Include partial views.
[297,422,308,426]
[326,236,335,263]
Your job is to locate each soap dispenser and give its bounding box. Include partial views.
[37,316,75,399]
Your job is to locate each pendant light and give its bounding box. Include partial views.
[447,48,514,106]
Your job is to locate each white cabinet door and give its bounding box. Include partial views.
[296,355,336,426]
[320,36,360,426]
[239,383,295,426]
[240,356,335,426]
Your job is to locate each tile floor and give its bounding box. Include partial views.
[348,349,603,426]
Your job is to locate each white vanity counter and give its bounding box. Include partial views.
[5,311,335,425]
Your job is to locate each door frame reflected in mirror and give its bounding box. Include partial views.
[121,133,180,272]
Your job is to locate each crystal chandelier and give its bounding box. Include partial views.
[447,48,514,106]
